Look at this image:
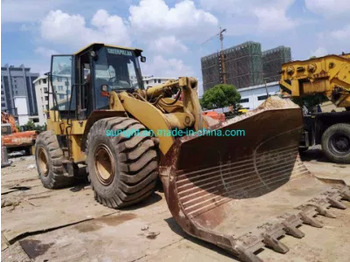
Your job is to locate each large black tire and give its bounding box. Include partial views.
[86,117,158,208]
[35,131,75,188]
[321,123,350,164]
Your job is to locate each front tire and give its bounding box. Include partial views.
[321,123,350,164]
[35,131,75,188]
[86,117,158,208]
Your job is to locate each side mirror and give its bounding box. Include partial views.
[140,56,146,63]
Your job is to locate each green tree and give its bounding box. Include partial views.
[21,120,47,132]
[200,84,241,110]
[23,120,36,130]
[292,94,328,111]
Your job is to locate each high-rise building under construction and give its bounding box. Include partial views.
[262,46,292,82]
[201,42,291,91]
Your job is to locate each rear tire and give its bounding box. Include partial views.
[35,131,75,188]
[321,123,350,164]
[86,117,158,208]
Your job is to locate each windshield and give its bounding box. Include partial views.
[93,47,142,109]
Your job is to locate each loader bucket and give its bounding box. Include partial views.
[159,97,350,262]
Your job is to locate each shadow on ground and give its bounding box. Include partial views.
[300,148,329,163]
[164,217,239,261]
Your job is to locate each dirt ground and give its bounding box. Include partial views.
[1,147,350,262]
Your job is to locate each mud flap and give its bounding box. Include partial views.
[159,97,350,262]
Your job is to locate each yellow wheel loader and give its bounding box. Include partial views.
[35,43,350,262]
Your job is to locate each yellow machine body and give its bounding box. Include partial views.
[47,75,206,163]
[280,53,350,108]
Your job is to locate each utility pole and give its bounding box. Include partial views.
[219,27,227,84]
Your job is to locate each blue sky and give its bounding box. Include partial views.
[2,0,350,95]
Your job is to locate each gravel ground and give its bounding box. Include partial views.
[1,148,349,262]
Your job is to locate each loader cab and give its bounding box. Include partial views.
[49,43,145,119]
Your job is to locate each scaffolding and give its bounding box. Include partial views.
[262,46,291,82]
[201,41,264,90]
[201,53,221,92]
[224,41,263,89]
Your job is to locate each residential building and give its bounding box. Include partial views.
[142,76,176,88]
[33,73,71,125]
[14,96,30,125]
[1,64,39,125]
[33,75,51,126]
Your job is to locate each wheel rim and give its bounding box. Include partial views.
[94,144,115,186]
[37,147,49,176]
[329,133,350,156]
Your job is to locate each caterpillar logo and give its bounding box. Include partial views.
[107,48,132,56]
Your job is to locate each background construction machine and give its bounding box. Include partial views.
[280,53,350,164]
[35,43,349,262]
[1,112,37,155]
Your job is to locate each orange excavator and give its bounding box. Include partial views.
[1,112,37,155]
[202,110,225,122]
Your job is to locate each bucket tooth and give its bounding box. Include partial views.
[341,190,350,201]
[263,234,289,254]
[236,246,264,262]
[282,223,305,238]
[314,205,336,218]
[328,197,347,210]
[299,212,323,228]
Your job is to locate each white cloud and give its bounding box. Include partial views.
[305,0,350,17]
[311,47,328,57]
[40,10,130,50]
[200,0,297,33]
[330,24,350,40]
[35,47,58,58]
[253,6,296,32]
[141,55,194,77]
[148,36,188,54]
[129,0,218,41]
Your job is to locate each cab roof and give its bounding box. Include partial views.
[74,43,143,56]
